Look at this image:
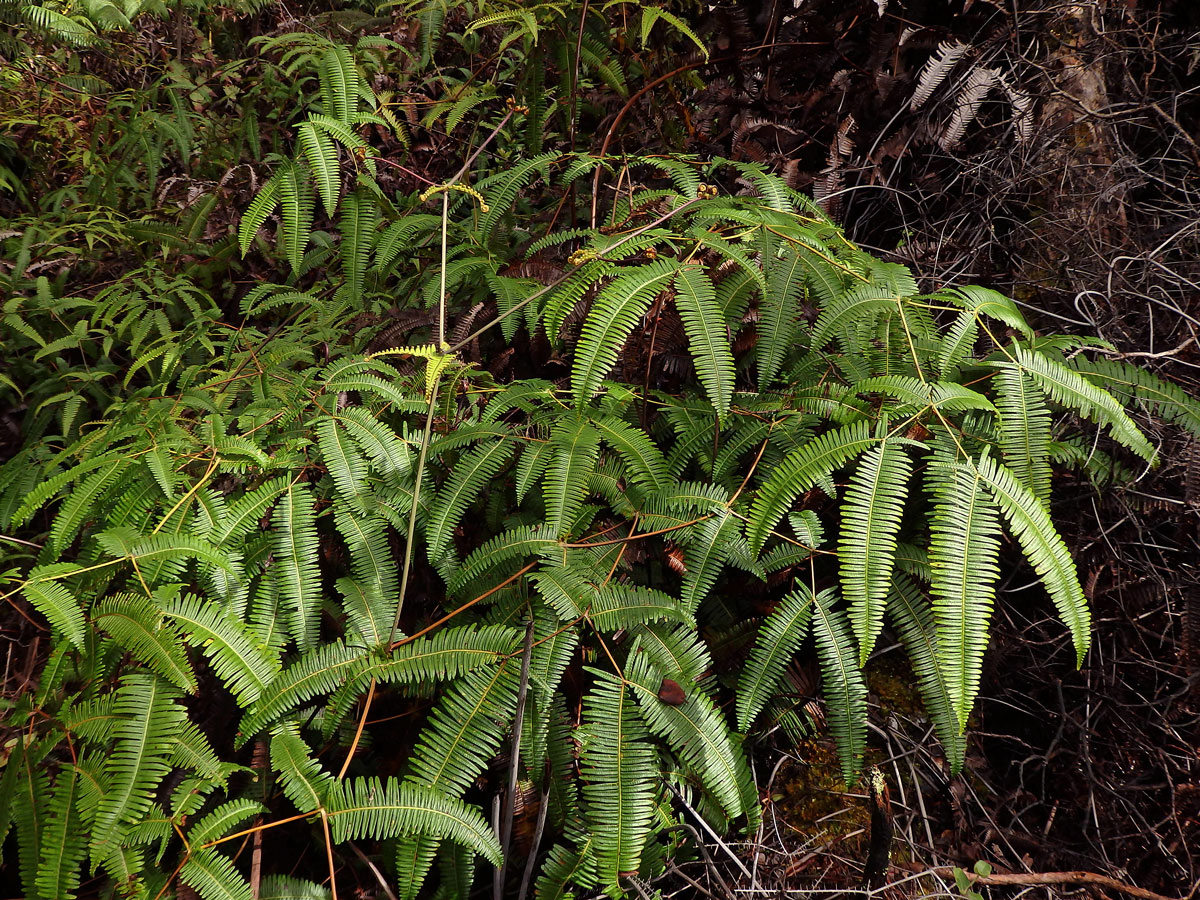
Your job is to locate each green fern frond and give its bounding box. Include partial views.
[580,671,657,887]
[591,582,690,630]
[810,590,867,785]
[406,663,520,795]
[297,122,340,218]
[839,442,912,663]
[941,286,1033,339]
[448,525,558,597]
[35,765,86,900]
[674,264,736,419]
[240,641,372,738]
[747,420,876,553]
[973,453,1090,665]
[1006,347,1156,462]
[333,506,395,646]
[329,778,503,863]
[187,799,266,845]
[590,415,668,492]
[318,45,361,125]
[572,259,677,407]
[22,568,87,650]
[89,674,187,866]
[758,251,805,389]
[627,654,754,823]
[427,438,515,561]
[165,594,279,704]
[48,457,133,555]
[543,418,600,537]
[927,456,1002,729]
[994,366,1053,502]
[1067,356,1200,436]
[271,724,336,812]
[94,594,196,692]
[337,408,412,483]
[180,846,254,900]
[272,482,322,651]
[678,512,741,615]
[736,586,816,731]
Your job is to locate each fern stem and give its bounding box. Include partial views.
[388,392,438,644]
[496,620,536,900]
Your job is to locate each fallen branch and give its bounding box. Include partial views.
[896,863,1198,900]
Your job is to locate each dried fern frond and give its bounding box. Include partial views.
[911,40,971,111]
[939,66,1001,149]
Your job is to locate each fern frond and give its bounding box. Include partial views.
[885,573,966,771]
[297,122,340,217]
[627,623,711,686]
[22,568,87,650]
[910,40,969,110]
[406,663,520,795]
[736,586,816,731]
[591,582,690,630]
[180,847,254,900]
[318,45,361,125]
[747,420,876,553]
[590,415,668,492]
[810,591,867,785]
[333,507,395,646]
[543,418,601,537]
[94,594,197,692]
[678,512,741,615]
[187,799,266,844]
[165,594,279,704]
[758,251,805,389]
[994,366,1053,502]
[427,438,515,561]
[240,641,372,738]
[448,525,558,598]
[674,264,736,419]
[35,765,86,900]
[1006,347,1156,461]
[839,442,912,663]
[89,674,187,866]
[272,482,322,650]
[973,453,1090,665]
[941,286,1032,338]
[1067,356,1200,437]
[580,671,657,887]
[927,457,1002,728]
[572,259,677,406]
[627,654,753,823]
[329,778,502,863]
[271,724,336,812]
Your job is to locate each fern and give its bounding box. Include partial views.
[927,455,1003,729]
[572,259,677,407]
[839,441,912,663]
[810,590,867,784]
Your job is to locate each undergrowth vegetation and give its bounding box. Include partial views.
[2,2,1199,899]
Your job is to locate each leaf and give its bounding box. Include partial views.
[580,671,656,887]
[427,438,515,562]
[973,453,1090,666]
[674,265,735,420]
[736,586,817,732]
[543,418,601,538]
[810,591,867,785]
[747,420,877,553]
[572,259,676,407]
[839,442,912,663]
[272,482,322,651]
[927,457,1002,729]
